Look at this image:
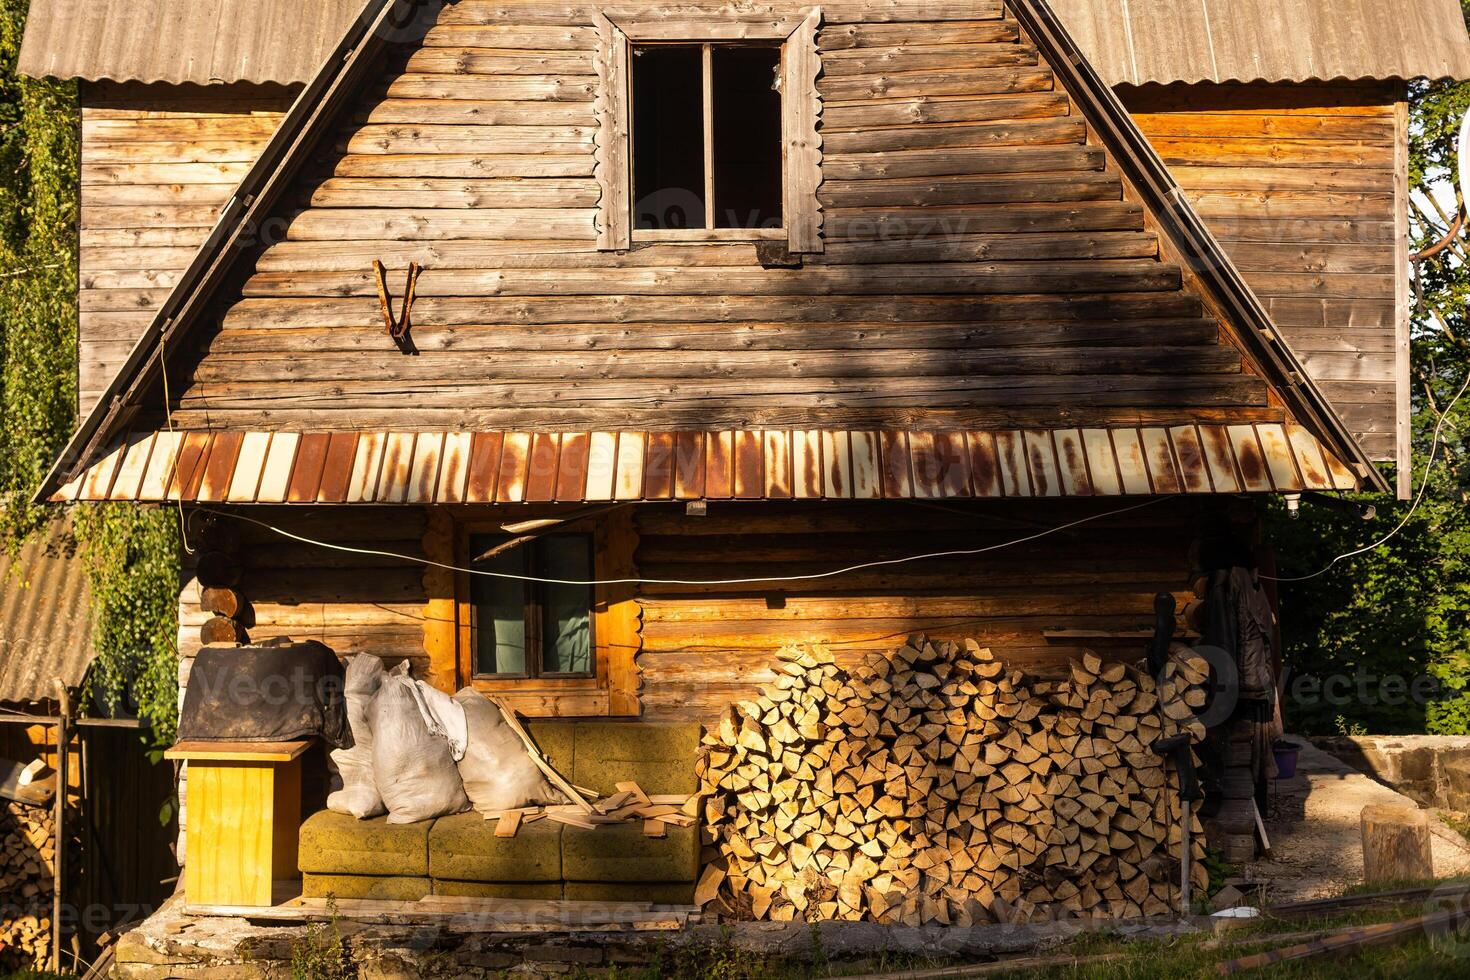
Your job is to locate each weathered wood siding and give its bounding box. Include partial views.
[127,0,1281,435]
[79,81,293,415]
[180,499,1222,726]
[1123,81,1407,466]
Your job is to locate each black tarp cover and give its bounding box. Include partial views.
[177,639,351,748]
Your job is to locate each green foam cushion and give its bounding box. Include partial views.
[433,880,564,900]
[565,881,696,905]
[560,820,699,883]
[298,810,429,877]
[429,811,563,882]
[569,722,702,798]
[522,722,575,777]
[302,874,431,901]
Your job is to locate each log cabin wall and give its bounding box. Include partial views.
[78,81,294,415]
[176,498,1245,728]
[1122,81,1408,471]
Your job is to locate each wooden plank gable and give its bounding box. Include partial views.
[41,0,1383,501]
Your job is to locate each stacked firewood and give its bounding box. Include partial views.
[694,636,1210,926]
[0,801,54,968]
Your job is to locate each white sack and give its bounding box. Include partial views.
[407,678,468,761]
[370,672,469,824]
[326,654,386,819]
[454,689,564,814]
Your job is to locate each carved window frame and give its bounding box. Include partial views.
[594,5,824,253]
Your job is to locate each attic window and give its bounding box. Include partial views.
[595,7,823,252]
[632,44,784,233]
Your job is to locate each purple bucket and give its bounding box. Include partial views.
[1273,741,1300,779]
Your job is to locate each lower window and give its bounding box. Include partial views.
[469,533,596,679]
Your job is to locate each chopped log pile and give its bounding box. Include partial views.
[0,800,55,969]
[695,636,1210,926]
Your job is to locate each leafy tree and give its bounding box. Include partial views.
[0,0,180,739]
[1270,0,1470,735]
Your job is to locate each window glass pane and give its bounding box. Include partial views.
[469,535,527,676]
[632,45,706,230]
[712,46,783,229]
[539,536,594,676]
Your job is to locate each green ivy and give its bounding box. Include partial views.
[0,0,77,542]
[72,505,181,742]
[0,0,180,741]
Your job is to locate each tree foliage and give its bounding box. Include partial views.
[1270,1,1470,736]
[0,0,179,739]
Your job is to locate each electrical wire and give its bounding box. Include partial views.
[197,495,1171,588]
[1263,367,1470,583]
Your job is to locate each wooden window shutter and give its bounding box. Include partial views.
[783,7,824,253]
[595,12,632,251]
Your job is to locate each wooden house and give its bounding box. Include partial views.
[16,0,1470,922]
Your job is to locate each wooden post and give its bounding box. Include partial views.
[51,683,70,973]
[1361,805,1432,884]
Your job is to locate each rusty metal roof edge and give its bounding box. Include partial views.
[1010,0,1391,496]
[0,514,95,704]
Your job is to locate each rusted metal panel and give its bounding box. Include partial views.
[674,431,706,500]
[879,431,913,500]
[523,432,561,503]
[967,432,1003,498]
[17,0,368,85]
[1198,426,1242,494]
[317,432,361,503]
[438,432,474,504]
[930,431,972,499]
[732,431,763,500]
[1080,429,1120,497]
[407,432,446,504]
[1140,428,1182,495]
[849,432,881,500]
[464,432,504,504]
[704,431,734,500]
[583,432,617,502]
[286,432,331,503]
[643,432,676,501]
[994,432,1031,497]
[1051,0,1470,86]
[819,431,850,499]
[259,432,301,503]
[1111,429,1152,495]
[1169,426,1211,494]
[82,438,126,502]
[613,432,646,501]
[226,431,271,503]
[167,432,212,502]
[762,431,793,499]
[1285,424,1332,491]
[1228,425,1274,492]
[374,432,416,504]
[343,432,382,504]
[1256,424,1304,492]
[556,432,592,502]
[137,430,183,501]
[496,432,533,504]
[792,430,822,500]
[1322,447,1360,491]
[1053,429,1092,497]
[1023,430,1061,498]
[198,431,244,502]
[110,431,157,501]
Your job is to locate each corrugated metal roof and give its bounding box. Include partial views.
[1051,0,1470,86]
[51,424,1360,506]
[0,516,94,704]
[16,0,370,85]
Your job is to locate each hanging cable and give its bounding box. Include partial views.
[1264,361,1470,584]
[195,496,1171,589]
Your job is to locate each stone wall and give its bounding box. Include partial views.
[1312,736,1470,812]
